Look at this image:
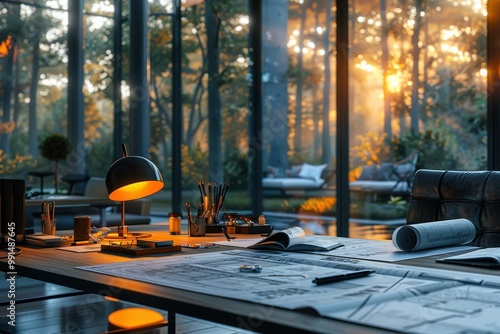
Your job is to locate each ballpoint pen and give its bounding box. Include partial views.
[261,225,274,238]
[221,227,236,241]
[312,269,374,285]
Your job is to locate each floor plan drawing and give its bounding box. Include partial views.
[79,250,500,333]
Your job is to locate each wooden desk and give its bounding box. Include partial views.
[2,225,498,333]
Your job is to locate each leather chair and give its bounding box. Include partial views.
[406,169,500,247]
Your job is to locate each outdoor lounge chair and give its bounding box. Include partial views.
[262,163,334,196]
[349,152,418,198]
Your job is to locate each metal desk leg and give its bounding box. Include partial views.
[168,311,176,334]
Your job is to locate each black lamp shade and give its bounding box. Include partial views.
[105,156,164,201]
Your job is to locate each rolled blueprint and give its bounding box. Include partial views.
[392,218,476,252]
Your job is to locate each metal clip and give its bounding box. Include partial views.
[239,264,262,273]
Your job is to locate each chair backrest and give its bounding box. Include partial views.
[83,177,108,198]
[407,169,500,247]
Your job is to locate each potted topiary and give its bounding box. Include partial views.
[39,134,72,194]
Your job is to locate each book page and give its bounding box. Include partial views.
[437,247,500,266]
[288,236,342,251]
[392,218,476,251]
[249,226,305,250]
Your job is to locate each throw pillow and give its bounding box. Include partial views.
[298,163,327,182]
[287,164,303,177]
[390,162,414,180]
[378,162,395,181]
[358,165,378,180]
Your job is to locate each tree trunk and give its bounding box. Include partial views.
[293,2,306,155]
[1,40,14,156]
[321,0,332,166]
[55,160,59,194]
[410,0,423,132]
[28,32,41,158]
[380,0,392,139]
[206,0,223,181]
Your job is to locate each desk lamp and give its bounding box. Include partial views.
[105,144,164,237]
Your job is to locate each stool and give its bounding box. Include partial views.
[27,171,54,195]
[107,307,168,333]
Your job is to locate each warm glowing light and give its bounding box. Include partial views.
[108,180,164,202]
[306,41,316,49]
[441,29,455,40]
[387,73,402,93]
[0,36,12,57]
[356,60,375,72]
[40,75,68,88]
[108,308,165,330]
[238,15,249,25]
[119,83,129,100]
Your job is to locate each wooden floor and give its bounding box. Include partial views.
[0,275,256,334]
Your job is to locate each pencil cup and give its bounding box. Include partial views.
[43,219,56,236]
[189,217,206,237]
[74,216,91,241]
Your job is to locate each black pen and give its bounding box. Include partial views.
[312,269,374,285]
[221,227,236,241]
[261,225,274,238]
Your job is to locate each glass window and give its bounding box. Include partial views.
[0,1,68,182]
[348,0,486,238]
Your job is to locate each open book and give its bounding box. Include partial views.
[392,218,476,252]
[436,248,500,268]
[248,226,342,252]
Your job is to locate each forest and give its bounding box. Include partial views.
[0,0,487,195]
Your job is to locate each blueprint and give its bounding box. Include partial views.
[78,250,500,333]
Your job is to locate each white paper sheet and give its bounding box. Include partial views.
[57,244,102,253]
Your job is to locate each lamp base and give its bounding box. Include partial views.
[118,225,129,237]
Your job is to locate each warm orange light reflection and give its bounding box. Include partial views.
[108,180,164,201]
[108,307,165,330]
[0,36,12,57]
[386,73,402,93]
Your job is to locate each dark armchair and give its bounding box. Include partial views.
[406,169,500,247]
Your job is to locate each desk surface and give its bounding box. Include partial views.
[2,224,499,334]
